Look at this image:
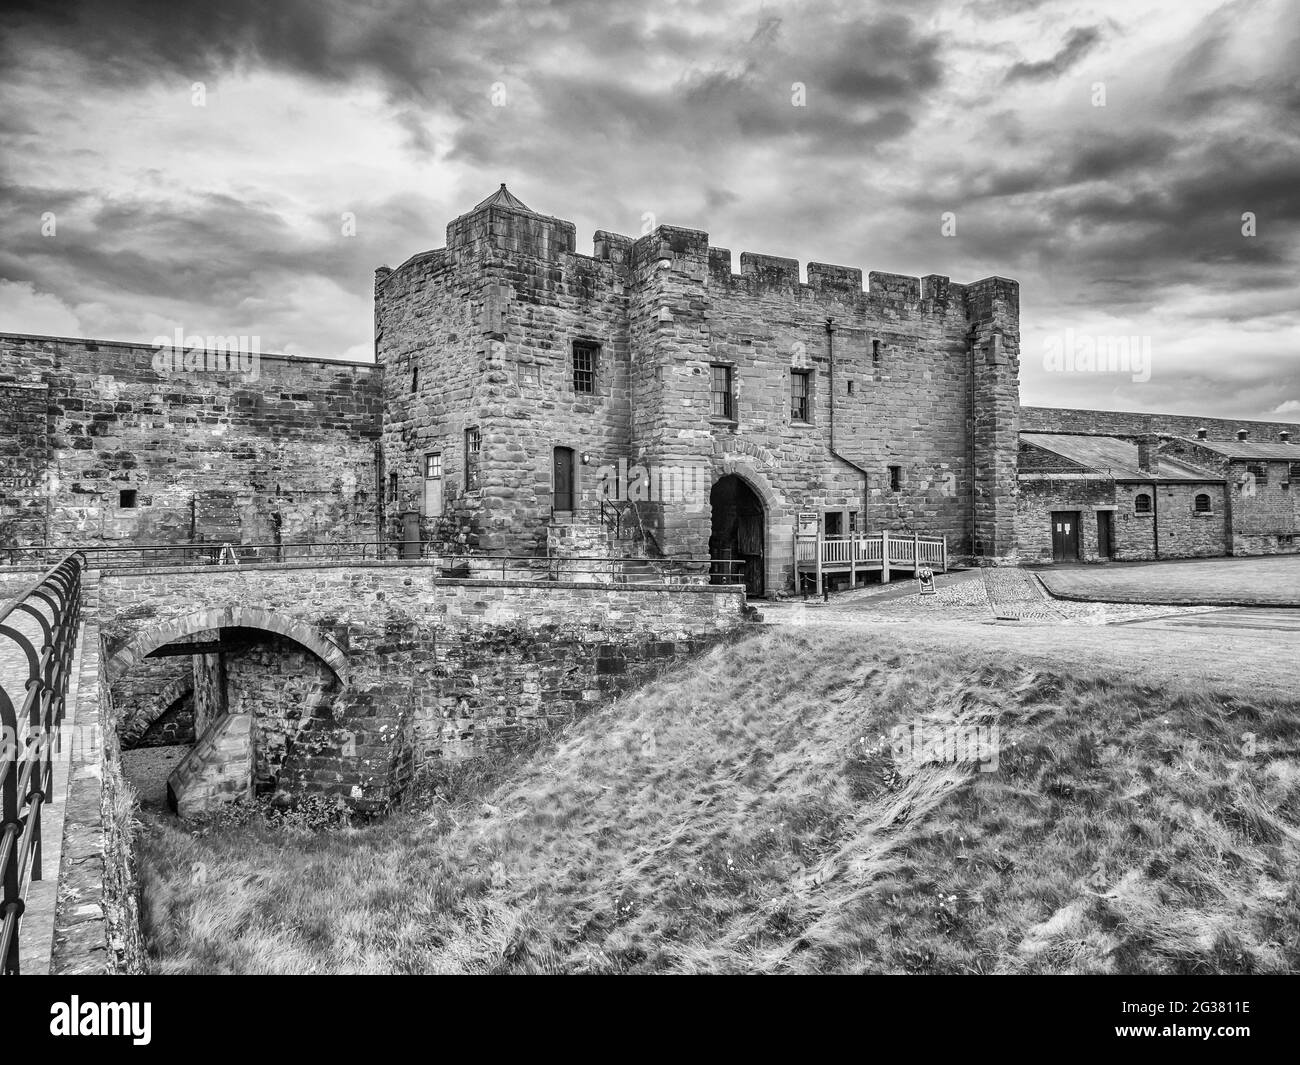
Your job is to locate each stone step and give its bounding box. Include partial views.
[167,712,252,819]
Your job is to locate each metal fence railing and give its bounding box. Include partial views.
[0,542,747,586]
[1,552,84,975]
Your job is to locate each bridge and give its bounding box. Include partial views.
[0,546,749,974]
[795,531,949,592]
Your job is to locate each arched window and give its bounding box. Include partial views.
[1194,493,1212,513]
[1134,493,1152,514]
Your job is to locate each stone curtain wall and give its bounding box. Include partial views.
[1022,406,1300,442]
[98,563,747,811]
[0,382,50,546]
[0,333,381,548]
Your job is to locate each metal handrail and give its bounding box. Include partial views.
[0,542,746,584]
[1,551,83,975]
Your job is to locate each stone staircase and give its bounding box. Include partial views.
[166,712,252,818]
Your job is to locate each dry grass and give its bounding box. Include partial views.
[137,628,1300,973]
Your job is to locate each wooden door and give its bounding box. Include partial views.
[1051,512,1080,562]
[1096,511,1113,559]
[553,447,575,512]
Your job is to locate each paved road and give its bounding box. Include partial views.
[1115,607,1300,633]
[1037,554,1300,606]
[762,598,1300,700]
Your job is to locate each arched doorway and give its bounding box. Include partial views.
[710,474,766,596]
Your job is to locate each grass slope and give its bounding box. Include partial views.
[139,628,1300,974]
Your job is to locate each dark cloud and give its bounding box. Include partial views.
[1,0,1298,419]
[1004,26,1103,83]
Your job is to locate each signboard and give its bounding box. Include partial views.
[796,511,819,536]
[916,565,936,596]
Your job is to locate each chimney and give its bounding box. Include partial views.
[1137,433,1158,472]
[1236,429,1249,441]
[1196,427,1208,440]
[1280,431,1291,444]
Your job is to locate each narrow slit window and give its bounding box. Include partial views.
[465,428,481,491]
[888,465,901,493]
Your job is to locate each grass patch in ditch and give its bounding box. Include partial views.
[137,627,1300,974]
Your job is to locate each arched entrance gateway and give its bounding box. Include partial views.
[709,474,766,597]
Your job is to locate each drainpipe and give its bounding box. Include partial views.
[967,324,978,557]
[825,318,871,533]
[1151,480,1160,560]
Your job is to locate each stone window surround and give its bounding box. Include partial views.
[790,368,813,425]
[464,427,481,492]
[1133,492,1152,515]
[709,362,735,424]
[572,339,599,394]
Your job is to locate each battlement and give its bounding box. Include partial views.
[446,199,577,259]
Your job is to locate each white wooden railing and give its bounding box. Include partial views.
[794,531,948,573]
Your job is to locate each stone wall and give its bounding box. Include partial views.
[0,333,381,549]
[97,563,748,812]
[0,382,50,546]
[50,599,147,975]
[1022,406,1300,442]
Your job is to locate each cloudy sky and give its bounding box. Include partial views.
[2,0,1297,419]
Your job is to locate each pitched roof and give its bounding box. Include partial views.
[1171,437,1300,461]
[1020,432,1222,482]
[471,184,533,213]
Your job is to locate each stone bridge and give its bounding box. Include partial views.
[94,561,747,814]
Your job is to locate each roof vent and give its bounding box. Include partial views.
[1282,431,1292,444]
[1196,427,1208,440]
[1236,429,1249,441]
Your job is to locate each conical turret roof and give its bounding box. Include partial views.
[471,183,533,213]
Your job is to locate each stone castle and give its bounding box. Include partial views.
[378,184,1020,595]
[3,185,1298,588]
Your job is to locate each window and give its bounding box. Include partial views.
[824,511,843,538]
[1135,493,1152,514]
[424,452,443,517]
[465,428,481,491]
[412,366,418,393]
[710,364,734,419]
[888,465,902,492]
[572,341,598,394]
[1247,463,1268,485]
[1194,493,1212,513]
[1290,462,1300,482]
[872,339,881,364]
[847,379,855,395]
[790,370,811,422]
[119,489,137,509]
[387,472,398,503]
